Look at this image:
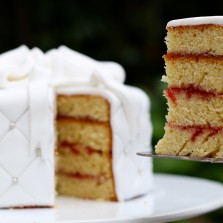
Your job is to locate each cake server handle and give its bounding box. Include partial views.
[137,151,223,163]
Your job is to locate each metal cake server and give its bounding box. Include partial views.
[137,151,223,163]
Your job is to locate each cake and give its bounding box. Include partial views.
[0,46,153,208]
[155,16,223,158]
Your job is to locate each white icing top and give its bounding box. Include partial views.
[167,16,223,27]
[47,46,126,85]
[0,45,153,204]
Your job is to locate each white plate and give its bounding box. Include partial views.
[1,173,223,223]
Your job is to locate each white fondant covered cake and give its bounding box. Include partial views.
[0,46,153,208]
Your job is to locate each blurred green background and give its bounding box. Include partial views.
[1,0,223,222]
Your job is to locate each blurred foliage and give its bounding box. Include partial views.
[1,0,223,222]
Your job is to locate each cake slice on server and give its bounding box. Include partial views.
[0,46,55,208]
[155,16,223,158]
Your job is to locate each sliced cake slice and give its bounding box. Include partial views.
[156,16,223,158]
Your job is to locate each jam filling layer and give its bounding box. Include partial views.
[59,141,103,155]
[57,115,107,124]
[164,52,223,61]
[57,170,108,184]
[165,85,219,104]
[168,122,222,142]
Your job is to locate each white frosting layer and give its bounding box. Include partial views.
[0,45,153,206]
[167,16,223,27]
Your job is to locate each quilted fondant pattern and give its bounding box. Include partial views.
[0,88,54,208]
